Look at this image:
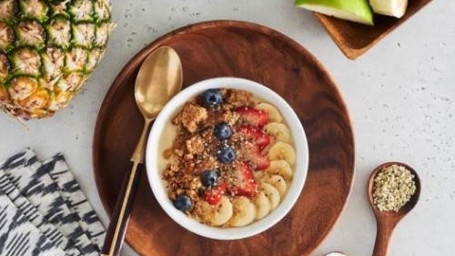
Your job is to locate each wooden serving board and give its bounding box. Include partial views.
[93,20,355,256]
[315,0,433,59]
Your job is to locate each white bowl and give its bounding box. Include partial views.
[146,77,309,240]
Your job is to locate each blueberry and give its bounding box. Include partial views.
[173,195,192,211]
[201,170,219,187]
[217,146,236,164]
[202,89,223,107]
[214,122,232,140]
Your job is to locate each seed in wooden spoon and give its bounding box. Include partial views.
[373,164,417,212]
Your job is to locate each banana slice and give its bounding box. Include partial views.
[263,122,291,142]
[267,142,296,166]
[261,183,280,210]
[253,170,265,180]
[262,175,287,197]
[200,196,233,226]
[265,160,293,180]
[253,191,271,220]
[229,197,256,227]
[255,102,283,122]
[369,0,408,18]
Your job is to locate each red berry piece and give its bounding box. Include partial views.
[242,144,270,170]
[237,125,271,150]
[229,162,258,198]
[204,183,227,205]
[235,106,268,127]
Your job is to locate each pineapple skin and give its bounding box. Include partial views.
[0,0,114,119]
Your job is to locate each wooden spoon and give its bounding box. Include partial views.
[101,46,182,256]
[368,162,421,256]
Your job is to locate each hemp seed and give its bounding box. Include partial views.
[373,164,417,212]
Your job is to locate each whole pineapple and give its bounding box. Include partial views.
[0,0,114,119]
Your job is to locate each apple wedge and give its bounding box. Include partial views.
[369,0,408,18]
[295,0,374,25]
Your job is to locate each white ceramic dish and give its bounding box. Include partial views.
[146,77,309,240]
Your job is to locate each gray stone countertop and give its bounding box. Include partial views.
[1,0,454,255]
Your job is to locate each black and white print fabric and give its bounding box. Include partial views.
[42,154,106,249]
[0,172,82,256]
[0,192,64,256]
[0,149,106,256]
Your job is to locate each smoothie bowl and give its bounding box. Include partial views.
[146,77,309,240]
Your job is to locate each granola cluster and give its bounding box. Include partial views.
[162,89,256,202]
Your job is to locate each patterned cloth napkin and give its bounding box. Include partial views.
[0,149,106,256]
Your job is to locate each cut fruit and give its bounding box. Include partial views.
[204,183,228,205]
[253,191,271,220]
[261,175,287,197]
[265,160,294,181]
[369,0,408,18]
[237,126,271,150]
[267,142,296,166]
[229,197,256,227]
[255,103,283,122]
[261,183,280,210]
[229,162,258,198]
[264,122,291,143]
[235,106,269,127]
[241,144,270,171]
[295,0,374,25]
[201,196,233,226]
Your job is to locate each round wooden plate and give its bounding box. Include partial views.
[93,20,354,256]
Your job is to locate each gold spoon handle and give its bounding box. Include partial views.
[373,219,398,256]
[101,161,143,256]
[101,119,152,256]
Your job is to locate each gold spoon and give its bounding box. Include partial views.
[101,46,182,256]
[367,162,421,256]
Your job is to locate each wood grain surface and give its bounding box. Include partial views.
[315,0,433,59]
[93,20,355,256]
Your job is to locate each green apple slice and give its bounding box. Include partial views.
[295,0,374,25]
[369,0,408,18]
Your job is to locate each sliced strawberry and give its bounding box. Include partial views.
[242,144,270,170]
[235,106,268,127]
[229,162,257,198]
[204,183,227,205]
[253,153,270,170]
[237,126,271,149]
